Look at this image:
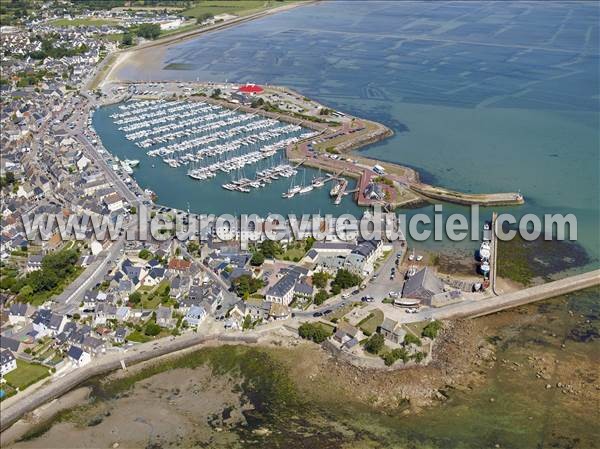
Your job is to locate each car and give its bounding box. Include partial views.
[323,309,333,315]
[352,289,360,295]
[342,292,351,299]
[361,295,374,302]
[313,312,323,317]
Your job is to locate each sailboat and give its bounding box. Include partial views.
[299,170,314,194]
[283,172,302,198]
[312,168,325,188]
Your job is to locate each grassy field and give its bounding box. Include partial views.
[3,360,51,391]
[357,309,384,335]
[49,18,120,27]
[182,0,298,18]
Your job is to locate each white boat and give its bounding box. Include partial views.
[330,181,342,197]
[408,249,415,261]
[480,261,490,275]
[299,185,314,194]
[124,159,140,167]
[416,255,423,261]
[480,241,491,260]
[120,161,133,174]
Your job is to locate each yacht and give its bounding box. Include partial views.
[330,181,342,197]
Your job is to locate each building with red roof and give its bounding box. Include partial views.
[238,83,264,95]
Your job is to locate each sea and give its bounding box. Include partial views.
[94,0,600,265]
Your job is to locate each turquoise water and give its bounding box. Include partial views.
[105,0,599,263]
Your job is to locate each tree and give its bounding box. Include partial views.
[144,322,161,336]
[232,275,264,297]
[210,88,222,99]
[129,291,142,304]
[404,333,421,346]
[242,315,253,330]
[364,333,384,354]
[313,289,329,306]
[422,320,442,339]
[331,269,361,291]
[250,251,265,266]
[121,33,133,46]
[136,23,161,40]
[187,241,199,254]
[259,240,280,259]
[312,271,329,289]
[298,322,329,343]
[304,237,315,251]
[196,12,214,24]
[138,249,152,260]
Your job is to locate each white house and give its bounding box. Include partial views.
[0,349,17,377]
[183,305,207,329]
[67,345,91,367]
[265,274,296,305]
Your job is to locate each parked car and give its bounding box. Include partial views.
[313,312,323,317]
[361,296,374,303]
[342,292,351,299]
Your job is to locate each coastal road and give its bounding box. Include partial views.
[388,269,600,323]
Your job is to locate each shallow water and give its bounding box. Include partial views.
[109,0,600,264]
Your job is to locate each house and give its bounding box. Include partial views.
[344,239,383,276]
[265,274,296,305]
[240,300,270,321]
[143,267,165,287]
[32,310,67,338]
[81,336,104,356]
[379,318,406,344]
[93,303,117,326]
[169,275,190,299]
[402,267,444,301]
[333,322,359,346]
[183,305,206,328]
[26,254,43,272]
[0,335,21,353]
[0,349,17,376]
[268,302,291,321]
[294,281,314,301]
[114,327,128,344]
[67,345,91,367]
[103,193,123,212]
[155,306,173,328]
[167,258,192,274]
[8,302,29,325]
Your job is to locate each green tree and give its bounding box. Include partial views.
[129,291,142,304]
[404,333,421,346]
[312,271,329,289]
[144,322,161,336]
[136,23,161,40]
[232,275,264,297]
[331,269,361,291]
[121,33,133,46]
[298,322,329,343]
[196,12,214,24]
[422,320,442,339]
[259,240,280,259]
[364,333,384,354]
[138,249,152,260]
[313,289,329,306]
[250,251,265,266]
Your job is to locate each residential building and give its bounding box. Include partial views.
[0,349,17,376]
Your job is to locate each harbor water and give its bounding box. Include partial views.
[104,0,600,265]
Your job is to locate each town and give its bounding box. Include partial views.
[1,2,598,442]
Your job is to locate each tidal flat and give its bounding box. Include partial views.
[5,287,599,449]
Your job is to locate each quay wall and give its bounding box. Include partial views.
[440,270,600,320]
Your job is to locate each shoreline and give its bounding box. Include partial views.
[93,0,314,89]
